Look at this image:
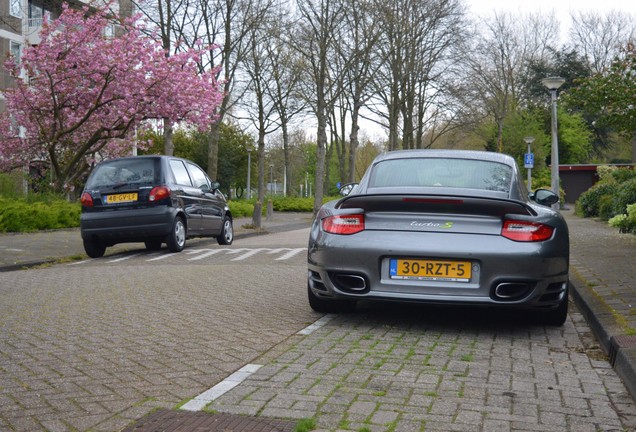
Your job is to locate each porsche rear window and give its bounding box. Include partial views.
[369,158,513,193]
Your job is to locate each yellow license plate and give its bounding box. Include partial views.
[104,193,138,204]
[390,259,472,282]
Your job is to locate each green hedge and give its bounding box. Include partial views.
[0,198,81,232]
[576,167,636,221]
[0,195,329,232]
[609,204,636,233]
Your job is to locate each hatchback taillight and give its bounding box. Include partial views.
[322,214,365,235]
[502,220,554,242]
[80,192,93,207]
[149,186,171,202]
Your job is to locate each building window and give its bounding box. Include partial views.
[27,1,49,28]
[10,41,22,65]
[104,24,115,38]
[10,0,22,18]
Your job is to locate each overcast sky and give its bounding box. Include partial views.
[467,0,634,39]
[467,0,633,17]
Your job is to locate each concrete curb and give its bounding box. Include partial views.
[569,266,636,401]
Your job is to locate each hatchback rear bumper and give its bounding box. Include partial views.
[80,206,178,244]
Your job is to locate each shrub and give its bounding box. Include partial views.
[609,204,636,233]
[611,167,636,184]
[0,198,81,232]
[597,165,618,182]
[228,200,254,217]
[0,172,25,199]
[576,182,618,218]
[610,178,636,217]
[598,195,615,220]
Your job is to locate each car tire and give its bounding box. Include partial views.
[166,216,186,252]
[217,215,233,245]
[540,287,569,326]
[144,239,162,251]
[307,283,356,313]
[83,239,106,258]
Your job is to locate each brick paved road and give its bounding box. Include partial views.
[0,229,317,431]
[208,300,636,431]
[1,227,635,431]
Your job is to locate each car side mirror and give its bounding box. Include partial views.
[530,188,559,207]
[210,181,220,192]
[339,183,358,197]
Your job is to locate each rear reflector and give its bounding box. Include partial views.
[322,214,365,235]
[502,219,554,242]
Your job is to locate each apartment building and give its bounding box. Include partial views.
[0,0,131,112]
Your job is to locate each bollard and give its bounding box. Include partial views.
[266,199,274,221]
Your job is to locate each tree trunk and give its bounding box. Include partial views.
[163,118,174,156]
[314,109,327,215]
[207,122,220,181]
[348,101,361,183]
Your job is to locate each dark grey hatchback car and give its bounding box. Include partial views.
[80,155,233,258]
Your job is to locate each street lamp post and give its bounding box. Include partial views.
[542,76,565,210]
[246,148,251,200]
[523,136,535,192]
[269,164,273,195]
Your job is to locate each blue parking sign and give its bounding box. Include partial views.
[524,153,534,168]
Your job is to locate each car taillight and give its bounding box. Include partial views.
[149,186,171,202]
[502,219,554,242]
[322,214,365,235]
[80,192,93,207]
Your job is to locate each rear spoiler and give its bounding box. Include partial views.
[336,194,536,218]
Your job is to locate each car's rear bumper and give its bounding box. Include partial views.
[307,229,569,310]
[80,206,178,244]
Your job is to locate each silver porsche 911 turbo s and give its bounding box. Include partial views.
[307,149,570,325]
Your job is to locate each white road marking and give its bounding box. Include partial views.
[180,364,262,411]
[275,248,305,260]
[231,248,266,261]
[146,253,174,262]
[187,249,224,261]
[297,314,336,335]
[67,247,308,265]
[108,253,141,263]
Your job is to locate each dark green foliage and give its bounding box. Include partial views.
[598,194,615,221]
[270,196,339,212]
[611,168,636,184]
[227,200,254,217]
[577,167,636,221]
[611,178,636,217]
[576,182,619,218]
[0,198,81,232]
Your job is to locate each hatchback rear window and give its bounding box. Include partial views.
[86,158,158,188]
[369,158,513,193]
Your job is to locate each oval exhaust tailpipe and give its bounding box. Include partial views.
[494,282,530,300]
[332,274,367,292]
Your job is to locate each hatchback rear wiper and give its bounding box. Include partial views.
[112,182,131,190]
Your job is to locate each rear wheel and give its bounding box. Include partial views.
[539,287,569,326]
[83,239,106,258]
[307,283,356,313]
[217,216,233,245]
[166,217,186,252]
[144,239,162,251]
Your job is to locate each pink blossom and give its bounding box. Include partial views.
[0,3,223,191]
